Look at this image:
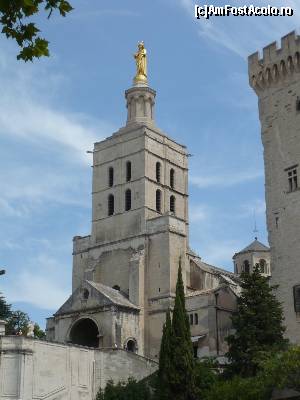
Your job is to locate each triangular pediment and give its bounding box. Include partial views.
[55,280,139,316]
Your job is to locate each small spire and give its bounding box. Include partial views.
[253,210,259,239]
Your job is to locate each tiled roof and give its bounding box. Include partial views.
[235,239,270,255]
[87,281,139,310]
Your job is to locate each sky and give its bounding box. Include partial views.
[1,0,300,328]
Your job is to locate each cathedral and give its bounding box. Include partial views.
[46,42,271,360]
[4,31,300,400]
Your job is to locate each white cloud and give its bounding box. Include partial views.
[0,103,105,165]
[5,272,69,310]
[0,44,115,216]
[68,8,140,20]
[189,204,210,221]
[3,254,70,310]
[0,198,31,218]
[192,237,241,268]
[0,45,114,165]
[239,198,266,217]
[190,169,263,188]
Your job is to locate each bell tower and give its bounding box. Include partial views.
[249,31,300,343]
[71,43,189,358]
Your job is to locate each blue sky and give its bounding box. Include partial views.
[1,0,299,328]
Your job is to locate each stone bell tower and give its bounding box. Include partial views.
[67,42,189,358]
[249,31,300,343]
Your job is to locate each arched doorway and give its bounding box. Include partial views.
[125,338,137,353]
[69,318,100,348]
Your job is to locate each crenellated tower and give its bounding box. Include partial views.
[249,31,300,343]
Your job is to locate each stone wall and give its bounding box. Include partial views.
[0,336,157,400]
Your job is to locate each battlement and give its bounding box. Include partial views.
[248,31,300,93]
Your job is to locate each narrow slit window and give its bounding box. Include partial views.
[294,285,300,313]
[170,168,175,189]
[125,189,131,211]
[108,194,114,216]
[170,195,176,214]
[108,167,114,187]
[190,314,194,325]
[126,161,132,182]
[288,168,298,192]
[243,260,250,274]
[194,313,198,325]
[156,162,161,183]
[156,189,161,213]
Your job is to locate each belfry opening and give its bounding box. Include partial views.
[69,318,100,348]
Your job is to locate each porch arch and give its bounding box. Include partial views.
[69,317,102,348]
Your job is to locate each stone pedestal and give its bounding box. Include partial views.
[125,86,156,126]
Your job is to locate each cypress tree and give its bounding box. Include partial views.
[226,265,288,378]
[169,260,195,400]
[157,310,172,400]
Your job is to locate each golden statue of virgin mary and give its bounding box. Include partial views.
[134,41,147,84]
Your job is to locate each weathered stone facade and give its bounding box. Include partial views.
[249,31,300,344]
[47,64,242,361]
[0,336,157,400]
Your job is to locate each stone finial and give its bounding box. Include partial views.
[125,86,156,126]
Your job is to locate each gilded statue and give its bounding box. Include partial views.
[134,41,147,84]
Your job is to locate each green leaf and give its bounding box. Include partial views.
[1,0,73,61]
[23,0,35,7]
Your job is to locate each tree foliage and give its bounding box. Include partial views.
[34,323,46,339]
[0,0,73,61]
[156,259,195,400]
[226,266,288,378]
[6,309,30,335]
[169,260,195,400]
[0,292,11,320]
[260,346,300,392]
[194,358,218,399]
[205,347,300,400]
[157,310,172,400]
[96,378,152,400]
[204,375,270,400]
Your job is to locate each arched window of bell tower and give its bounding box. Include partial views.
[156,162,161,183]
[108,167,114,187]
[126,161,132,182]
[156,189,162,213]
[170,168,175,189]
[170,195,176,214]
[108,194,114,216]
[125,189,132,211]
